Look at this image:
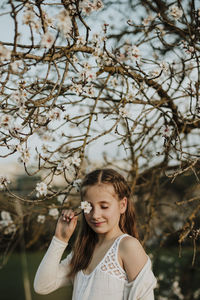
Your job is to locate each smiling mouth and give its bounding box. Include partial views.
[92,222,105,226]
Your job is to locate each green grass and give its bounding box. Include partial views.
[0,251,73,300]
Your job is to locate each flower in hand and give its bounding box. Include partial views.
[61,201,92,223]
[79,201,92,214]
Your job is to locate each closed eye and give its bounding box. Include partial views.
[101,206,108,209]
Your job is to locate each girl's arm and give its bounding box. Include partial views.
[34,210,78,295]
[120,236,157,300]
[34,236,72,295]
[120,236,148,282]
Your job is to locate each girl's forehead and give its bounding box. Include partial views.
[84,183,117,199]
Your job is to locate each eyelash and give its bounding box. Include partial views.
[101,206,108,209]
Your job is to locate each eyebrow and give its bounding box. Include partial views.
[96,200,110,204]
[87,200,110,205]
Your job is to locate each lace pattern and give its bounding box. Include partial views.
[98,234,128,282]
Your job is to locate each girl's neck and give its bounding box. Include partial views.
[96,229,124,246]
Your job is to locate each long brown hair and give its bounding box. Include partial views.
[68,168,139,278]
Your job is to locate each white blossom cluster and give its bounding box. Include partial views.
[0,44,11,62]
[48,208,59,219]
[119,106,131,118]
[79,63,96,82]
[79,201,92,214]
[37,208,60,223]
[36,182,48,198]
[0,176,10,190]
[79,0,104,15]
[73,179,82,192]
[172,279,184,299]
[22,1,104,49]
[161,125,173,139]
[169,5,183,20]
[57,152,81,173]
[0,211,17,235]
[37,214,46,224]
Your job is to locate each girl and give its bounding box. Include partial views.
[34,168,157,299]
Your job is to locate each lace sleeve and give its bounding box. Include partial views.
[34,236,72,295]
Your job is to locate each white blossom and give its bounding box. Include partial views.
[79,201,92,214]
[22,9,35,25]
[119,106,131,118]
[57,157,72,171]
[110,77,118,88]
[129,45,141,60]
[41,133,54,142]
[0,211,16,235]
[38,115,48,125]
[70,83,84,95]
[79,0,94,15]
[37,215,46,224]
[56,10,72,36]
[169,5,183,20]
[142,15,153,26]
[0,114,14,129]
[172,280,184,299]
[83,69,96,82]
[57,194,66,204]
[84,85,95,96]
[47,108,61,121]
[20,148,31,164]
[16,144,23,153]
[73,179,82,191]
[40,32,55,49]
[161,125,173,138]
[3,223,17,235]
[194,288,200,299]
[31,20,42,32]
[0,176,10,190]
[36,182,48,197]
[186,46,195,54]
[92,0,104,11]
[43,11,54,27]
[10,123,23,138]
[76,36,86,45]
[10,90,27,108]
[71,152,81,167]
[126,91,135,102]
[41,144,51,154]
[49,208,59,219]
[1,211,12,221]
[149,68,161,78]
[10,60,23,72]
[159,61,169,72]
[0,44,11,61]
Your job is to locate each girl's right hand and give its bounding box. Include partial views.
[55,209,78,244]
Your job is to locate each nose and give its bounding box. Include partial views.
[91,207,101,220]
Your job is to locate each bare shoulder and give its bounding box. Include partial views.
[119,236,148,281]
[119,235,144,253]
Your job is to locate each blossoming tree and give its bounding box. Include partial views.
[0,0,200,261]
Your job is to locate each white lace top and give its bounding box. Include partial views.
[34,234,157,300]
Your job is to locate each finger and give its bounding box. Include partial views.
[60,210,68,221]
[69,215,78,229]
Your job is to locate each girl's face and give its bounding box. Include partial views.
[83,183,127,236]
